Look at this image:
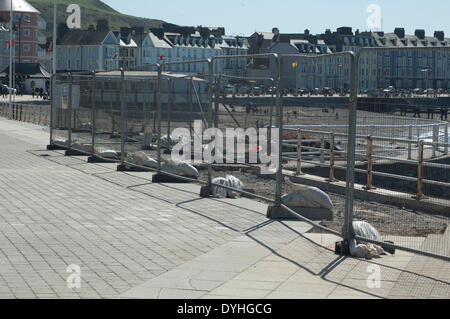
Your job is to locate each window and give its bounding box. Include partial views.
[24,44,30,52]
[68,60,71,69]
[23,29,30,37]
[23,14,31,24]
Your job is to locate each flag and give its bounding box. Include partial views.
[48,42,52,52]
[292,61,298,68]
[159,55,164,61]
[111,52,119,60]
[7,39,15,49]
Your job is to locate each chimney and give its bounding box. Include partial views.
[394,28,405,38]
[415,29,425,39]
[434,31,445,41]
[304,29,310,36]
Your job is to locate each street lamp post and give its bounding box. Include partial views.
[8,0,13,119]
[53,0,57,76]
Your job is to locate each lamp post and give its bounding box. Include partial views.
[52,0,56,76]
[8,0,13,119]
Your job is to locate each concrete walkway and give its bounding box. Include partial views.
[0,117,449,299]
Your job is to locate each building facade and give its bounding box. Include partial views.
[0,0,46,65]
[56,30,119,72]
[256,27,450,90]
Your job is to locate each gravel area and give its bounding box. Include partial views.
[200,168,449,237]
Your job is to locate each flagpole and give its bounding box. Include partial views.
[8,0,13,119]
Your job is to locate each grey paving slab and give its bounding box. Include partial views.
[0,118,448,300]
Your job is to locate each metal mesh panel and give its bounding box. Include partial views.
[51,74,71,148]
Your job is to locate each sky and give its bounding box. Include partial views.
[102,0,450,37]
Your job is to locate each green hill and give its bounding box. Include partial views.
[28,0,170,33]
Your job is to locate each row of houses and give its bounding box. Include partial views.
[253,27,450,90]
[55,26,248,77]
[1,0,450,92]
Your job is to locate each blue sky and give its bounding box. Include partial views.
[102,0,450,37]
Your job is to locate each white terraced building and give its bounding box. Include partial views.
[139,31,248,77]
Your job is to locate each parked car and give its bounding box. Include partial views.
[252,87,263,96]
[320,87,335,96]
[238,86,251,95]
[222,85,236,95]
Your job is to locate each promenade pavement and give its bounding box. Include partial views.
[0,117,448,299]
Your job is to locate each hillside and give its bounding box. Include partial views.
[28,0,170,33]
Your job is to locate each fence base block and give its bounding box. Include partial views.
[200,187,256,199]
[117,164,149,172]
[141,145,154,151]
[335,241,350,256]
[47,144,68,151]
[266,205,333,221]
[200,186,212,198]
[65,149,90,157]
[152,173,194,184]
[88,155,118,164]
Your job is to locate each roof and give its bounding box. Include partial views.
[148,32,172,49]
[1,63,50,78]
[372,32,449,48]
[59,30,112,46]
[120,38,137,48]
[0,0,39,14]
[95,70,205,82]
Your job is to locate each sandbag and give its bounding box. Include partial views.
[163,160,199,178]
[71,141,93,153]
[99,150,119,159]
[212,177,230,199]
[281,193,321,208]
[212,175,245,198]
[176,161,199,178]
[54,139,68,146]
[289,183,333,209]
[160,135,188,148]
[353,221,382,241]
[128,152,158,169]
[349,221,386,259]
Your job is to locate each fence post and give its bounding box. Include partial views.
[408,125,413,160]
[120,68,126,164]
[343,53,357,246]
[413,140,428,200]
[156,65,162,173]
[91,71,96,155]
[68,73,73,148]
[167,78,172,148]
[363,136,376,190]
[275,55,283,208]
[320,134,325,164]
[445,123,449,155]
[214,76,220,129]
[296,129,303,176]
[432,124,438,158]
[207,60,214,189]
[268,78,275,156]
[326,132,339,183]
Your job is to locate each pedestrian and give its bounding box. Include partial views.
[31,88,35,99]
